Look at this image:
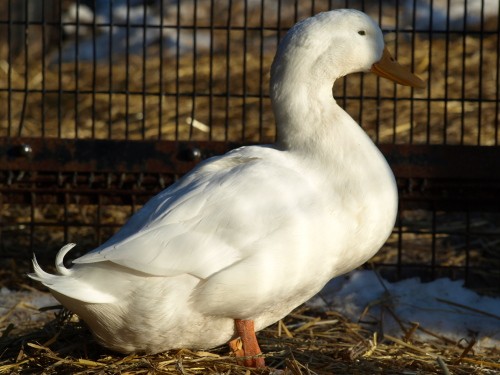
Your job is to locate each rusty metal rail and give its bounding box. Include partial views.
[1,137,500,209]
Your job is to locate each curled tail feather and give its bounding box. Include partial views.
[55,243,76,275]
[29,243,116,304]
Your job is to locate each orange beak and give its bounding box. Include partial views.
[370,47,426,89]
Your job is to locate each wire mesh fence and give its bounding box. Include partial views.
[1,0,500,294]
[1,0,499,144]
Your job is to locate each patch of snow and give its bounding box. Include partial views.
[0,287,59,331]
[402,0,500,31]
[310,270,500,351]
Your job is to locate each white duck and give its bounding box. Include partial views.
[30,9,424,368]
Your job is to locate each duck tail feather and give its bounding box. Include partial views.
[29,243,76,282]
[55,243,76,276]
[28,245,117,304]
[28,244,116,310]
[29,253,55,282]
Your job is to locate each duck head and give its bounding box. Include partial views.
[271,9,425,90]
[269,9,425,151]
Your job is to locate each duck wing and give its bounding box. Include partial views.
[73,146,323,280]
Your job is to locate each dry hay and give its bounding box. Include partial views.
[0,296,499,375]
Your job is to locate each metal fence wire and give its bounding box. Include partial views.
[0,0,499,294]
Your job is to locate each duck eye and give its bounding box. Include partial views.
[358,30,366,36]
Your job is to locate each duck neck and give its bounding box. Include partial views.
[271,65,359,160]
[270,62,395,196]
[270,64,398,252]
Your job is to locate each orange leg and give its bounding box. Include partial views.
[229,319,266,368]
